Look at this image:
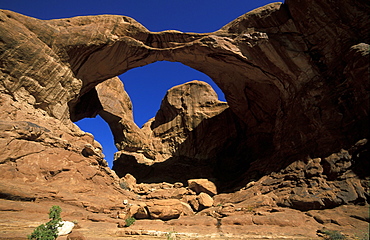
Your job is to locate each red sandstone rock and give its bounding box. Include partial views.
[0,1,369,239]
[146,199,185,220]
[188,179,217,196]
[221,214,254,226]
[120,173,137,191]
[67,231,87,240]
[111,81,242,187]
[197,192,214,208]
[167,215,217,227]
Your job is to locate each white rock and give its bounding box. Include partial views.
[57,221,75,236]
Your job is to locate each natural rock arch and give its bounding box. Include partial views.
[0,0,369,188]
[1,1,370,237]
[63,4,291,165]
[61,0,369,179]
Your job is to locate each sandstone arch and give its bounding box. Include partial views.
[62,0,369,179]
[62,3,294,168]
[0,0,369,193]
[1,1,370,237]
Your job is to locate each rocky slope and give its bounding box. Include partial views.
[0,0,369,239]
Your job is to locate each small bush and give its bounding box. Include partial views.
[125,217,136,227]
[28,206,63,240]
[119,181,130,190]
[355,231,369,240]
[322,230,346,240]
[166,230,177,240]
[245,206,254,212]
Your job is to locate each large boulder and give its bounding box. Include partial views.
[146,199,190,220]
[197,192,214,209]
[187,179,218,196]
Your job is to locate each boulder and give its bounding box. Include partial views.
[129,203,150,219]
[197,192,214,208]
[180,202,195,216]
[146,199,185,220]
[187,179,217,196]
[67,231,87,240]
[119,173,137,191]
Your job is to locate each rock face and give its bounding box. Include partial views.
[75,142,370,238]
[96,77,150,153]
[0,0,369,239]
[214,139,369,211]
[1,0,369,184]
[0,119,126,207]
[112,80,250,188]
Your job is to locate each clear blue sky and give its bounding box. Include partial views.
[1,0,277,167]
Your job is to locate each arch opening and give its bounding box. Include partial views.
[120,61,226,127]
[75,115,115,168]
[74,61,228,169]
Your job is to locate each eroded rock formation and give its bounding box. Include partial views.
[112,80,251,188]
[0,0,369,238]
[1,0,369,175]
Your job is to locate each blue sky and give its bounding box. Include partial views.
[1,0,277,167]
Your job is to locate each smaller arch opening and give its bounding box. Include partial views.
[75,115,116,167]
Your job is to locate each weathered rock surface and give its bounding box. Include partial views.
[1,0,368,185]
[66,231,87,240]
[0,119,130,210]
[1,143,369,239]
[197,192,214,208]
[0,0,369,239]
[187,179,218,196]
[112,80,246,188]
[213,139,369,211]
[96,77,151,153]
[93,141,369,237]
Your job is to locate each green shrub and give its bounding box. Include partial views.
[119,181,130,190]
[355,231,369,240]
[125,217,136,227]
[322,230,346,240]
[246,206,254,212]
[28,206,63,240]
[166,230,177,240]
